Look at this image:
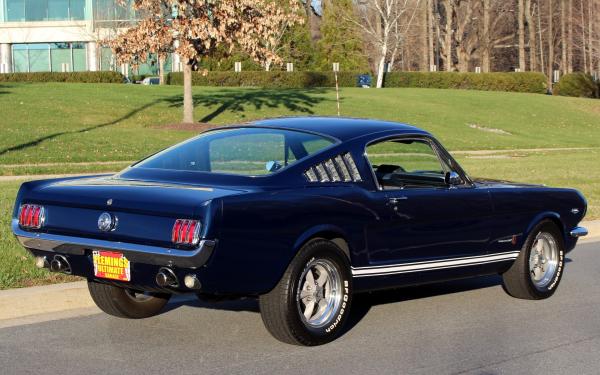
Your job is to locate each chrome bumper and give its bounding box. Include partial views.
[570,226,588,238]
[12,219,215,268]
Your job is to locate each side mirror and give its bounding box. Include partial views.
[445,171,462,186]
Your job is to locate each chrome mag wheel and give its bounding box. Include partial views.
[529,232,559,290]
[296,258,342,328]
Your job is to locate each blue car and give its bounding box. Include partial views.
[12,117,588,345]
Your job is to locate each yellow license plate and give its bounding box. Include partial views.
[92,250,131,282]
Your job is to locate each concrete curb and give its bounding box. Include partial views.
[1,220,598,323]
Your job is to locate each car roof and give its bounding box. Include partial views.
[250,117,429,142]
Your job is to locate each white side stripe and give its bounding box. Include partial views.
[352,251,520,277]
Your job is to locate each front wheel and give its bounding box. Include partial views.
[88,280,171,319]
[502,221,565,300]
[259,239,353,346]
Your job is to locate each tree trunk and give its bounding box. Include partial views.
[159,56,165,85]
[482,0,491,72]
[428,0,435,70]
[548,0,554,90]
[525,0,538,71]
[183,63,194,124]
[581,0,588,73]
[560,0,567,72]
[518,0,527,70]
[421,0,430,71]
[588,0,593,73]
[376,42,388,88]
[567,0,573,72]
[538,2,546,74]
[442,0,454,71]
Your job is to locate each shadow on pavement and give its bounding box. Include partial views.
[161,274,506,336]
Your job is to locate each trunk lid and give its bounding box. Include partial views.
[21,175,245,248]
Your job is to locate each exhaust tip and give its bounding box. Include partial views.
[49,255,71,274]
[156,267,179,288]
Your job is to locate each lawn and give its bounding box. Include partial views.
[0,82,598,289]
[1,83,599,168]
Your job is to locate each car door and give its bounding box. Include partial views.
[365,136,493,266]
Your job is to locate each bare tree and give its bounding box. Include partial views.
[348,0,416,87]
[519,0,527,71]
[548,0,555,87]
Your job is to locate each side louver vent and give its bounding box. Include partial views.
[304,152,362,183]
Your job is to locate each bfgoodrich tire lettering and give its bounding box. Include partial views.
[501,220,565,300]
[259,239,353,346]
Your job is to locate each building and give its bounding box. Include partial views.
[0,0,176,75]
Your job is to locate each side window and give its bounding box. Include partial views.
[366,139,450,190]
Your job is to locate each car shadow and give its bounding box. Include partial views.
[163,88,332,123]
[162,274,506,336]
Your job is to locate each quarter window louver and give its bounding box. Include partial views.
[304,152,362,183]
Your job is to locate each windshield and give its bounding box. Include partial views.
[135,127,337,176]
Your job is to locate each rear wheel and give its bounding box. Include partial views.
[502,221,565,300]
[88,280,171,319]
[259,239,352,346]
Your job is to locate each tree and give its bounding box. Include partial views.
[316,0,370,71]
[347,0,416,87]
[108,0,302,123]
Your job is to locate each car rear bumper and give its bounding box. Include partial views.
[12,219,215,269]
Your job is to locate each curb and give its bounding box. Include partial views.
[1,220,598,324]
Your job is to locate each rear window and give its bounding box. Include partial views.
[135,127,337,176]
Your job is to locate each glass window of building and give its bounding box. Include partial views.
[6,0,26,21]
[28,44,51,72]
[5,0,86,21]
[12,44,28,72]
[69,0,85,20]
[50,43,71,72]
[72,43,86,71]
[26,0,48,21]
[47,0,69,20]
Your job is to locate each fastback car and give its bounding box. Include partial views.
[13,117,588,345]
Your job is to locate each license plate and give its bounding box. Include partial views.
[92,250,131,282]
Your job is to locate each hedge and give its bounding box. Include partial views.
[167,71,367,88]
[0,71,125,83]
[383,72,547,93]
[553,73,599,98]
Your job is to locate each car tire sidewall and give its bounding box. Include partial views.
[523,222,565,299]
[288,242,352,343]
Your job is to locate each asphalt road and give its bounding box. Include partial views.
[1,241,599,375]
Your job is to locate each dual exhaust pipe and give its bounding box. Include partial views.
[36,255,200,290]
[36,255,71,274]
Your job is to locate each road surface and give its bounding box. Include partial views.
[1,241,599,375]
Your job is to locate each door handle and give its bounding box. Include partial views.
[388,196,408,204]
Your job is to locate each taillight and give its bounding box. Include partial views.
[18,204,45,229]
[172,219,201,246]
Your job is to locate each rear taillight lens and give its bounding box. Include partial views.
[18,204,45,229]
[172,219,201,246]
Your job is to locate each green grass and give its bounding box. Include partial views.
[0,83,599,167]
[0,82,598,289]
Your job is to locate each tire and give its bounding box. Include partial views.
[88,280,171,319]
[502,220,565,300]
[259,239,353,346]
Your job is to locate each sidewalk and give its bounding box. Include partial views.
[1,220,598,325]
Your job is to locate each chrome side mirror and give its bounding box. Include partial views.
[445,171,462,186]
